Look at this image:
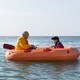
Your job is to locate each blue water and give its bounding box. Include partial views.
[0,36,80,80]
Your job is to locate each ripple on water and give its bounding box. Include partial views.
[1,61,80,80]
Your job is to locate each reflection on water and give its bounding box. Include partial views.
[0,60,79,80]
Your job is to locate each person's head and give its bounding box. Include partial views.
[22,31,29,39]
[51,36,59,43]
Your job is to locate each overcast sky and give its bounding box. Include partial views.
[0,0,80,36]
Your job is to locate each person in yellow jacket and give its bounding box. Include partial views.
[15,31,36,50]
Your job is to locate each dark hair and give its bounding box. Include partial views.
[51,36,59,40]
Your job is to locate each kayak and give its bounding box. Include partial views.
[5,46,80,61]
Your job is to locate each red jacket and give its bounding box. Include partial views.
[54,41,64,48]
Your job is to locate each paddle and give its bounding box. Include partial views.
[3,43,37,50]
[3,43,15,50]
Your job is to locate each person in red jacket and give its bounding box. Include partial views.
[51,36,64,48]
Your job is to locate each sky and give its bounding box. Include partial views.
[0,0,80,36]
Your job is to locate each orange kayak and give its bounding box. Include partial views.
[5,46,80,61]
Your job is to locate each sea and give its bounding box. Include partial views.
[0,36,80,80]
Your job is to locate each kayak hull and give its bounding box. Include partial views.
[5,46,80,61]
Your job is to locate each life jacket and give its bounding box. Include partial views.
[54,40,64,48]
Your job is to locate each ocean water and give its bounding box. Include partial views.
[0,36,80,80]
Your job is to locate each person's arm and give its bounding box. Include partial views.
[19,39,31,49]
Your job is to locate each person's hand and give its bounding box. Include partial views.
[51,45,54,47]
[31,45,35,47]
[30,45,37,49]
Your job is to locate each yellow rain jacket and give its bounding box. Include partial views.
[15,35,31,50]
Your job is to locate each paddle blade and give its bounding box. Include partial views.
[3,43,15,50]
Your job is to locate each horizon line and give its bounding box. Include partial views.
[1,35,80,37]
